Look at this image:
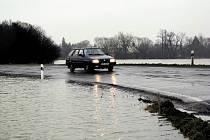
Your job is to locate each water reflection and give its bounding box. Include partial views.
[92,81,119,138]
[95,74,101,83]
[111,74,117,85]
[93,84,101,118]
[110,74,117,97]
[0,76,186,140]
[94,73,117,85]
[108,87,118,131]
[93,73,118,136]
[94,73,117,96]
[93,84,104,137]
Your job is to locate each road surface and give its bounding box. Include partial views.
[0,64,209,103]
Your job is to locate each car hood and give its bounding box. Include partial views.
[89,55,113,60]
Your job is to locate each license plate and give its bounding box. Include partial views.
[101,63,109,66]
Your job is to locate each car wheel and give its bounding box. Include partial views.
[67,64,70,68]
[84,65,88,71]
[108,66,113,72]
[84,65,93,72]
[70,65,75,72]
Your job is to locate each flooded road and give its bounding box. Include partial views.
[1,64,209,102]
[0,64,209,139]
[0,76,186,140]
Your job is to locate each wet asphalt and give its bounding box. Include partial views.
[0,64,209,103]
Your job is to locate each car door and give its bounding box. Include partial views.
[77,49,86,67]
[70,49,79,65]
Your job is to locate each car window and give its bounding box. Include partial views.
[78,49,84,56]
[84,48,105,55]
[72,50,79,56]
[68,50,74,56]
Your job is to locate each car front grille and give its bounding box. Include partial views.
[99,59,109,63]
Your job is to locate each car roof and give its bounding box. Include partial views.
[73,48,100,50]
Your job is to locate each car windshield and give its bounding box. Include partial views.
[84,48,105,55]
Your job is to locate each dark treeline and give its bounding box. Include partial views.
[60,30,210,59]
[0,20,60,64]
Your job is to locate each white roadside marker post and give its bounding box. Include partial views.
[191,50,194,66]
[41,64,44,79]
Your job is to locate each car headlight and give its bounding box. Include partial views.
[92,59,99,63]
[110,59,116,63]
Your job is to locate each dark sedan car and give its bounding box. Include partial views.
[66,48,116,72]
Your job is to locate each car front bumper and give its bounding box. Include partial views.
[91,62,116,69]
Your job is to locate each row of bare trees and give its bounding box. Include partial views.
[94,30,210,59]
[158,30,186,58]
[60,30,210,59]
[60,38,91,58]
[94,33,155,59]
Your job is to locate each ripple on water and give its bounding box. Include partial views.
[0,76,186,140]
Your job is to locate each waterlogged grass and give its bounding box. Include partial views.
[145,101,210,140]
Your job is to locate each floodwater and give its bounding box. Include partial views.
[0,76,186,140]
[0,65,210,103]
[54,59,210,65]
[117,59,210,65]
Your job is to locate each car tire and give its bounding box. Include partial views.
[70,65,75,72]
[84,65,93,72]
[108,66,113,72]
[84,65,88,71]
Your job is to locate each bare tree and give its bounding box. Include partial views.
[116,32,134,58]
[157,29,168,58]
[174,33,185,58]
[167,31,175,58]
[94,37,118,57]
[133,37,153,58]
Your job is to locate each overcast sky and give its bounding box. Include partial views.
[0,0,210,44]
